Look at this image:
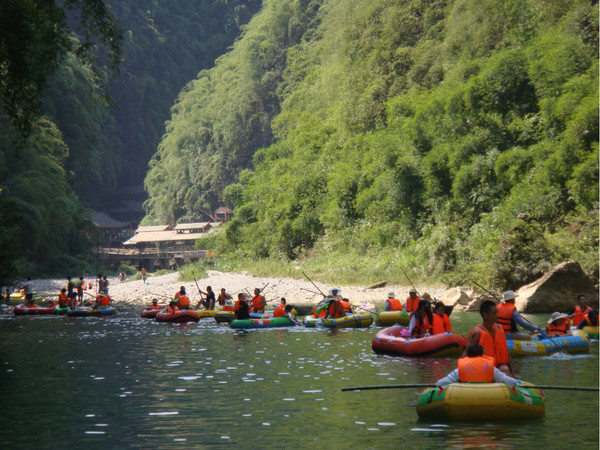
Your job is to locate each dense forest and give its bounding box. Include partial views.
[144,0,598,288]
[0,0,259,283]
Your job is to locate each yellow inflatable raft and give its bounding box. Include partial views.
[304,312,373,328]
[417,383,545,420]
[214,310,235,323]
[376,310,410,326]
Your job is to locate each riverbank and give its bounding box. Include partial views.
[25,270,447,311]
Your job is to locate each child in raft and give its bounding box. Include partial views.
[436,344,521,386]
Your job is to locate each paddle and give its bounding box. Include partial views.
[398,266,420,297]
[301,287,323,297]
[471,280,502,302]
[193,278,206,310]
[538,329,572,356]
[302,271,326,297]
[341,383,599,392]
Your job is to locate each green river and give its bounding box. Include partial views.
[0,311,597,448]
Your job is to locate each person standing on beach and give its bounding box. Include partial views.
[103,276,109,295]
[67,276,77,308]
[23,277,33,302]
[141,266,147,284]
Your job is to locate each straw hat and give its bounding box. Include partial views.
[409,287,417,294]
[548,312,568,324]
[501,290,517,302]
[387,292,396,298]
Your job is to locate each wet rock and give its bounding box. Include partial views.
[515,261,599,313]
[466,294,497,312]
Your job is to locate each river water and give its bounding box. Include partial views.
[0,311,597,448]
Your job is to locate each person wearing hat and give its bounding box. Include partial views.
[569,295,593,328]
[497,290,539,338]
[436,344,522,386]
[94,290,112,309]
[384,292,403,311]
[313,288,341,318]
[405,287,420,313]
[545,312,571,337]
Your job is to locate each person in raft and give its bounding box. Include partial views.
[467,300,514,376]
[58,288,69,309]
[496,290,539,338]
[94,291,112,309]
[196,286,216,310]
[167,300,179,314]
[545,312,571,336]
[251,288,267,313]
[149,298,161,310]
[339,297,352,315]
[436,344,521,386]
[575,309,598,330]
[217,288,232,307]
[407,300,445,336]
[314,288,341,318]
[24,295,36,308]
[569,295,593,328]
[434,301,452,333]
[384,292,403,311]
[323,296,344,319]
[234,293,250,320]
[175,287,190,310]
[404,287,420,312]
[272,298,287,317]
[284,305,301,325]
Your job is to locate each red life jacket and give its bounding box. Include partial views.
[441,313,452,332]
[405,296,420,313]
[572,305,592,327]
[431,314,445,335]
[547,319,569,336]
[223,304,235,312]
[386,298,403,311]
[100,295,111,306]
[58,293,68,307]
[496,302,516,333]
[251,295,265,312]
[272,305,286,317]
[327,300,343,319]
[410,312,432,335]
[458,355,495,383]
[468,324,509,367]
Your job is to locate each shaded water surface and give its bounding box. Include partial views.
[0,312,597,448]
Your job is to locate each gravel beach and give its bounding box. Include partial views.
[23,271,447,312]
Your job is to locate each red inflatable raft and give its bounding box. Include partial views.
[14,303,61,315]
[372,324,467,357]
[155,309,200,323]
[141,307,160,319]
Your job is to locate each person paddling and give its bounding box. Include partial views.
[196,286,216,310]
[496,290,539,337]
[569,295,593,328]
[436,344,521,386]
[251,288,266,313]
[467,300,514,376]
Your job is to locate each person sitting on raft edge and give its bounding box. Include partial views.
[384,292,403,311]
[234,293,250,320]
[546,312,571,336]
[272,298,287,317]
[176,286,190,310]
[436,344,521,386]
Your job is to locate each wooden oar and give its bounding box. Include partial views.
[302,271,326,297]
[471,280,502,302]
[342,383,599,392]
[398,266,420,297]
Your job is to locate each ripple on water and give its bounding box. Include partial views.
[148,411,179,416]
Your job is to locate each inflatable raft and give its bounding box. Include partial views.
[67,307,117,317]
[230,316,299,329]
[578,326,599,340]
[377,310,410,326]
[141,307,161,318]
[155,309,200,323]
[303,312,373,328]
[507,333,589,356]
[214,310,235,323]
[14,304,68,315]
[416,383,545,420]
[372,325,467,357]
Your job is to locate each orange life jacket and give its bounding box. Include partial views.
[339,299,352,314]
[100,296,111,306]
[151,304,161,310]
[496,302,516,333]
[167,306,178,313]
[458,355,495,383]
[441,313,452,332]
[313,306,327,318]
[223,304,235,312]
[174,292,180,300]
[251,295,265,312]
[327,300,343,319]
[58,293,68,306]
[178,295,190,308]
[431,314,445,335]
[572,305,592,327]
[405,296,420,313]
[469,324,509,367]
[547,319,569,335]
[217,293,231,305]
[410,312,432,335]
[272,305,286,317]
[386,298,403,311]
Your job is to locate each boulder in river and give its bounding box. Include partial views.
[438,287,470,309]
[466,294,497,312]
[515,261,599,313]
